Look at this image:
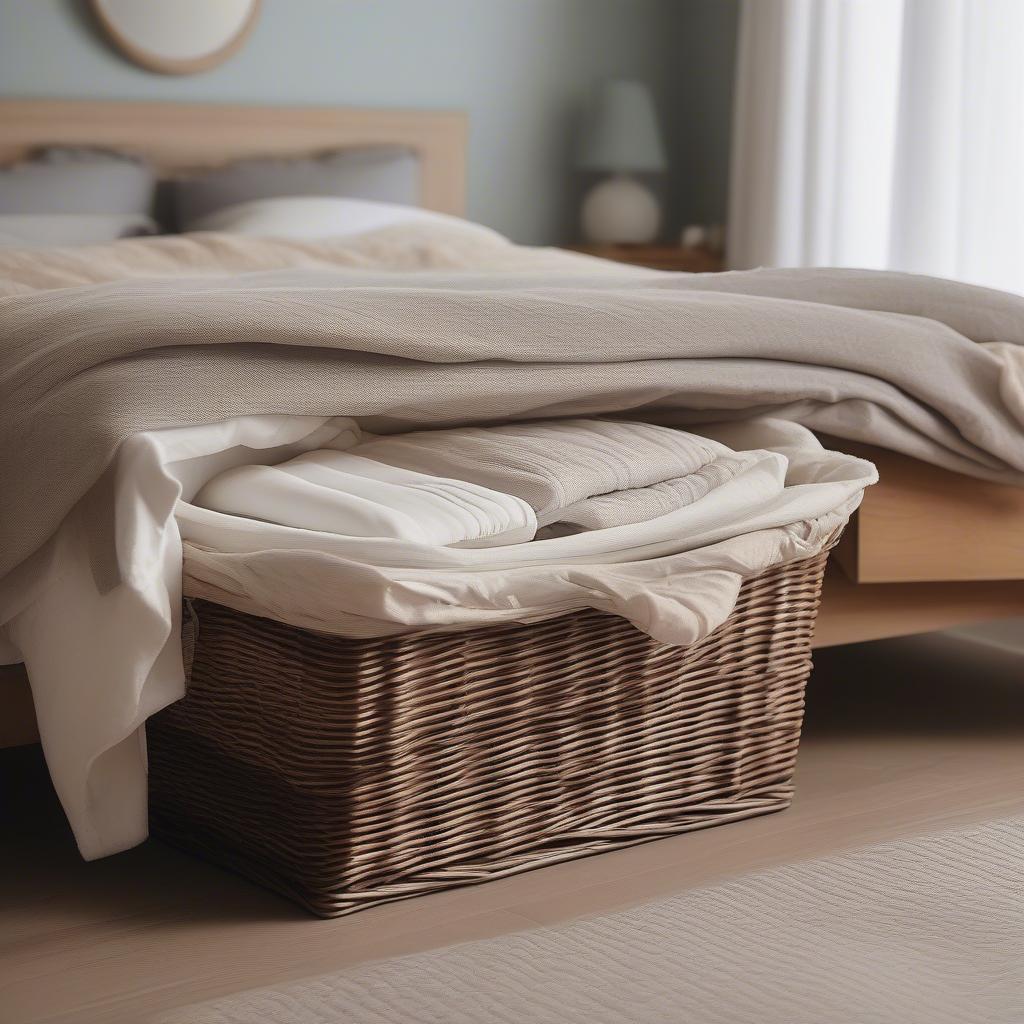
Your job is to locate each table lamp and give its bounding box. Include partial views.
[578,79,667,244]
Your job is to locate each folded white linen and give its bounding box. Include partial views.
[550,459,748,533]
[195,452,537,548]
[1,413,875,862]
[194,419,757,547]
[347,419,733,529]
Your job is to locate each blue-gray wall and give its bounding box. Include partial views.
[0,0,737,244]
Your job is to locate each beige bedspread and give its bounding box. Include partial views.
[2,218,1024,585]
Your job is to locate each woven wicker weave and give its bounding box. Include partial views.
[149,548,831,917]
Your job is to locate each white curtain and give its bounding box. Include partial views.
[728,0,1024,293]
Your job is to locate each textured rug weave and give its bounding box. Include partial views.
[160,817,1024,1024]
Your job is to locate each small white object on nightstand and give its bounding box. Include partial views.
[578,79,667,245]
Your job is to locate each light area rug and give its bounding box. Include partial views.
[159,816,1024,1024]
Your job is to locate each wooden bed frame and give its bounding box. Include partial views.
[817,442,1024,646]
[1,98,1020,748]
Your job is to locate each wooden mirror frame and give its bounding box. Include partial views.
[91,0,262,75]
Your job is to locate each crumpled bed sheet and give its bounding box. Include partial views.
[181,417,873,646]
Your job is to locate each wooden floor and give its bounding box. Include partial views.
[3,632,1023,1024]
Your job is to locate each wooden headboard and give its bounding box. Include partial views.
[0,98,468,215]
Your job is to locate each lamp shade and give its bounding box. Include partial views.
[578,79,667,174]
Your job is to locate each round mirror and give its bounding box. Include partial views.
[92,0,261,75]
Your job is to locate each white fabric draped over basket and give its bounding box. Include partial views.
[4,413,873,861]
[181,417,872,642]
[728,0,1024,293]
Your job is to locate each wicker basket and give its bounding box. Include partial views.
[149,548,831,917]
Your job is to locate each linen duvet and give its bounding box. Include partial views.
[2,216,1023,859]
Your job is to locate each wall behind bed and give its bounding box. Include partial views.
[0,0,737,245]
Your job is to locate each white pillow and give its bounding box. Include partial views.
[0,213,157,249]
[188,195,477,241]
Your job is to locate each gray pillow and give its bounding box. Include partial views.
[0,213,157,249]
[174,147,419,227]
[0,148,156,215]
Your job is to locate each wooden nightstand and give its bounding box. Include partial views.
[569,244,725,273]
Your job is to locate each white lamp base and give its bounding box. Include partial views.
[581,173,661,244]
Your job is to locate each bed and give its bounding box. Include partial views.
[1,97,1022,756]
